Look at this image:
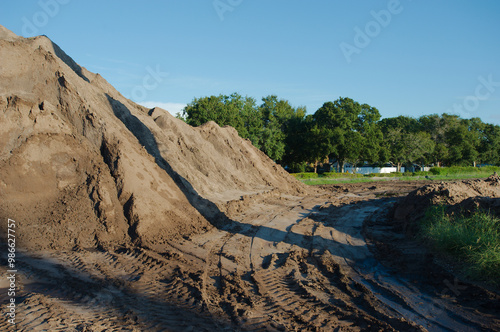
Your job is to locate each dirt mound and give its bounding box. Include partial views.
[0,25,304,250]
[0,25,18,41]
[136,107,305,204]
[393,173,500,230]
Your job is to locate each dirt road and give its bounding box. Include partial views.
[1,182,499,331]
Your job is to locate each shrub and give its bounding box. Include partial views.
[291,172,319,179]
[322,172,363,179]
[287,162,307,173]
[412,171,431,176]
[365,172,403,178]
[480,165,500,173]
[429,166,500,176]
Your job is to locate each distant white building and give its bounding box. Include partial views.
[343,165,405,174]
[334,162,431,174]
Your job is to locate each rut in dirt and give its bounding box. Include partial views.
[2,192,499,331]
[198,193,499,331]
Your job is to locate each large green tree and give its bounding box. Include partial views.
[259,95,306,162]
[379,115,420,134]
[478,123,500,165]
[314,99,352,172]
[383,128,407,171]
[314,97,381,172]
[418,114,448,167]
[283,115,332,173]
[183,93,243,129]
[183,93,264,148]
[380,115,434,171]
[182,93,306,163]
[445,118,481,166]
[356,104,384,165]
[181,93,500,171]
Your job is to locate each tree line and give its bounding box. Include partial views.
[180,93,500,173]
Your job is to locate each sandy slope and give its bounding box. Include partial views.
[1,25,499,331]
[0,25,304,249]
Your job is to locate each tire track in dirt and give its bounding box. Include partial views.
[3,254,128,331]
[2,247,231,331]
[200,231,233,319]
[3,189,498,330]
[250,266,347,331]
[237,199,368,331]
[312,198,493,331]
[93,247,228,331]
[244,207,316,330]
[199,204,293,329]
[232,196,424,331]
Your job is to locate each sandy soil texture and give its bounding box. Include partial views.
[393,173,500,234]
[0,25,304,250]
[1,182,499,331]
[1,25,499,331]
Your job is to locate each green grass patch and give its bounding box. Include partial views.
[366,172,404,177]
[300,177,376,185]
[291,172,319,180]
[322,172,364,179]
[293,169,498,185]
[412,170,431,176]
[420,206,500,284]
[429,173,494,181]
[430,166,500,176]
[291,172,362,181]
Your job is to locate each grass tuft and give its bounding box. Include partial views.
[420,206,500,283]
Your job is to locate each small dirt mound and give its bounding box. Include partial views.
[393,173,500,231]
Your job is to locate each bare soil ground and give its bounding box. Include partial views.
[1,26,499,331]
[2,181,499,331]
[394,173,500,233]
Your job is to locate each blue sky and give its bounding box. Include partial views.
[1,0,500,124]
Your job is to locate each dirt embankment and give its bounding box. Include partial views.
[393,173,500,232]
[0,25,305,250]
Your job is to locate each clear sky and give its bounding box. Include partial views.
[1,1,499,124]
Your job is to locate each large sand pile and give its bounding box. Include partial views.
[0,25,305,250]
